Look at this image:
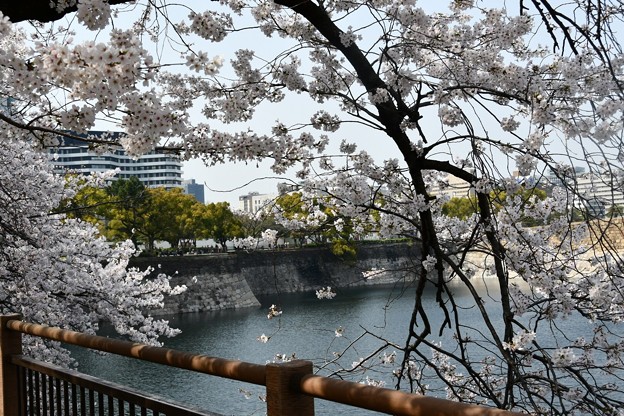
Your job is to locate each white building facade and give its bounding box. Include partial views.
[546,168,624,215]
[238,192,278,213]
[574,173,624,213]
[50,133,183,188]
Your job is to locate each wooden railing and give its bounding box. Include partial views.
[11,356,216,416]
[0,314,526,416]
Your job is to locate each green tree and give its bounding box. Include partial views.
[55,180,111,227]
[62,179,205,249]
[442,188,547,225]
[142,187,201,250]
[442,196,478,220]
[276,192,358,258]
[275,192,336,246]
[275,192,311,247]
[607,204,624,218]
[104,177,150,246]
[195,202,243,251]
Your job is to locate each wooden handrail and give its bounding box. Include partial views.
[4,318,527,416]
[5,319,266,386]
[298,374,526,416]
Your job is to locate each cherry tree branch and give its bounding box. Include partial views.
[0,0,134,23]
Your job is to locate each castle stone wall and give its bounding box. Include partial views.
[130,243,419,315]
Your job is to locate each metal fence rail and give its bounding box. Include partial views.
[0,314,527,416]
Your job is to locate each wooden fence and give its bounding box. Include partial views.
[1,314,525,416]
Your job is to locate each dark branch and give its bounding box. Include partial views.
[0,0,134,23]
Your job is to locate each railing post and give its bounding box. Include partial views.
[0,314,22,416]
[266,360,314,416]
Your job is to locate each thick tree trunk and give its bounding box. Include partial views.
[0,0,133,23]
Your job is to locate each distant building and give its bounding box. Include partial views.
[239,192,277,213]
[0,97,13,115]
[546,168,624,216]
[431,173,474,199]
[183,179,205,203]
[546,166,586,189]
[574,173,624,213]
[50,132,183,189]
[277,182,300,195]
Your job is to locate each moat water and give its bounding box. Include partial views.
[69,280,598,415]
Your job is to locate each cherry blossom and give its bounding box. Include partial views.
[315,286,336,300]
[266,304,282,320]
[2,1,624,413]
[0,132,184,365]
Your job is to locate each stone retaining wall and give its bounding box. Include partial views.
[130,243,420,315]
[131,222,624,316]
[587,218,624,250]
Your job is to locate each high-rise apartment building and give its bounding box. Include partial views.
[50,132,183,189]
[183,179,205,203]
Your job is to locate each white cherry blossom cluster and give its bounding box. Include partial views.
[272,353,297,363]
[185,51,224,75]
[38,30,156,109]
[232,236,260,251]
[315,286,336,300]
[552,348,578,367]
[338,27,360,48]
[363,377,386,388]
[188,11,232,42]
[368,88,392,105]
[267,304,282,320]
[307,49,354,100]
[310,110,341,132]
[76,0,112,30]
[438,105,463,127]
[422,255,438,272]
[261,229,279,248]
[0,12,11,35]
[182,126,324,173]
[119,92,187,156]
[502,330,536,351]
[362,268,387,280]
[334,326,345,337]
[500,116,520,132]
[274,56,306,91]
[380,351,396,364]
[514,153,537,176]
[0,132,183,364]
